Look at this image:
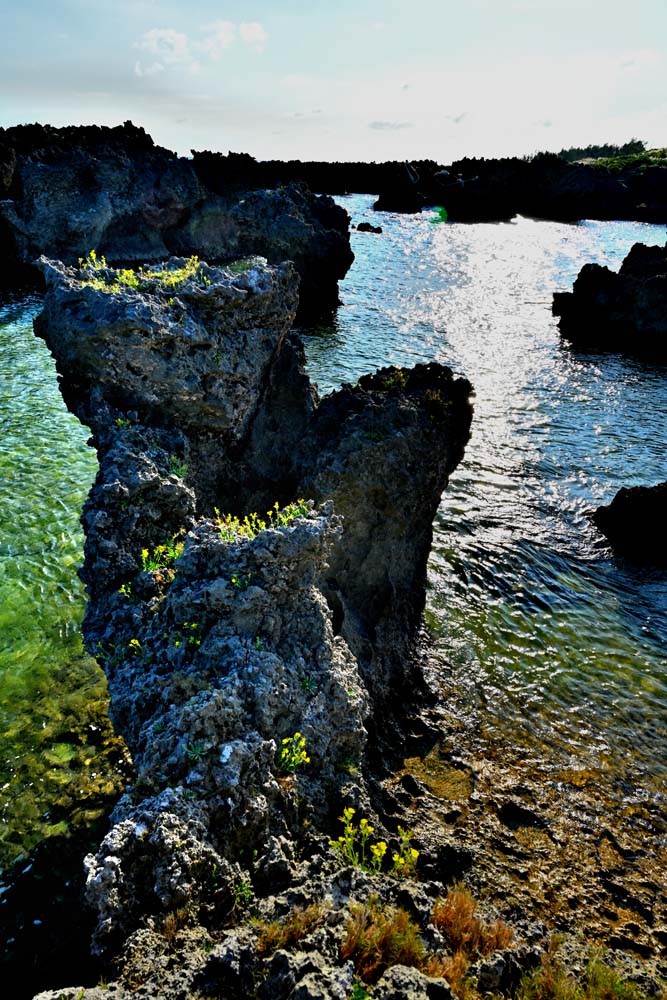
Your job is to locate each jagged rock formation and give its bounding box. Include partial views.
[593,481,667,565]
[31,254,474,997]
[0,122,353,318]
[552,242,667,362]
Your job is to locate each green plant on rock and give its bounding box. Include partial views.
[185,740,207,763]
[114,416,132,429]
[330,807,388,873]
[79,251,212,295]
[230,571,252,591]
[118,581,133,600]
[391,825,419,877]
[167,454,188,478]
[141,536,184,573]
[278,732,310,774]
[127,637,142,656]
[233,877,254,912]
[382,367,408,391]
[215,499,310,542]
[172,622,201,649]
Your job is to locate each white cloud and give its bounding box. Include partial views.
[199,21,236,60]
[134,59,164,77]
[134,20,268,77]
[369,120,414,130]
[239,22,268,53]
[138,28,191,65]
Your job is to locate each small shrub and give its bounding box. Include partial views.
[341,899,425,984]
[255,902,327,957]
[278,732,310,773]
[230,571,252,591]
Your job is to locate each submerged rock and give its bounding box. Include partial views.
[552,241,667,362]
[0,122,352,319]
[593,480,667,565]
[32,253,473,992]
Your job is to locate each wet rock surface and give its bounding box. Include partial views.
[28,255,478,998]
[553,241,667,362]
[0,122,353,319]
[593,480,667,566]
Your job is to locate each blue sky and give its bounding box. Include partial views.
[2,0,665,161]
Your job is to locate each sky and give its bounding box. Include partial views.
[1,0,666,162]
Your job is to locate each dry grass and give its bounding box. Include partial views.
[159,907,190,949]
[518,944,660,1000]
[255,902,328,958]
[341,898,426,984]
[431,883,514,957]
[423,950,473,998]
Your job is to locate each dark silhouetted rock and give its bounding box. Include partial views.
[593,481,667,565]
[355,221,383,233]
[553,241,667,362]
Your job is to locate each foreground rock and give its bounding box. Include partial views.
[0,122,353,318]
[553,242,667,361]
[593,481,667,565]
[30,254,474,997]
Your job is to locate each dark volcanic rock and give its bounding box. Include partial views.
[0,122,353,319]
[373,162,424,213]
[32,254,473,992]
[593,481,667,565]
[355,221,383,234]
[553,241,667,361]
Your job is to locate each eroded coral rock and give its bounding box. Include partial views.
[33,254,473,994]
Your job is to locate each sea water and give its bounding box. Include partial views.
[1,202,666,866]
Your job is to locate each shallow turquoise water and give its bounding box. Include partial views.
[303,197,667,793]
[0,296,120,869]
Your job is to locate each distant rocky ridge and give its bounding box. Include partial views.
[0,122,353,319]
[196,150,667,221]
[30,254,475,998]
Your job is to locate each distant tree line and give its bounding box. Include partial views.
[556,140,646,162]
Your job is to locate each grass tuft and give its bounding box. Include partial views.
[341,898,425,984]
[255,902,328,957]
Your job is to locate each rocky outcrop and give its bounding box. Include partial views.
[0,122,353,318]
[196,151,667,222]
[31,253,473,995]
[593,481,667,565]
[552,242,667,362]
